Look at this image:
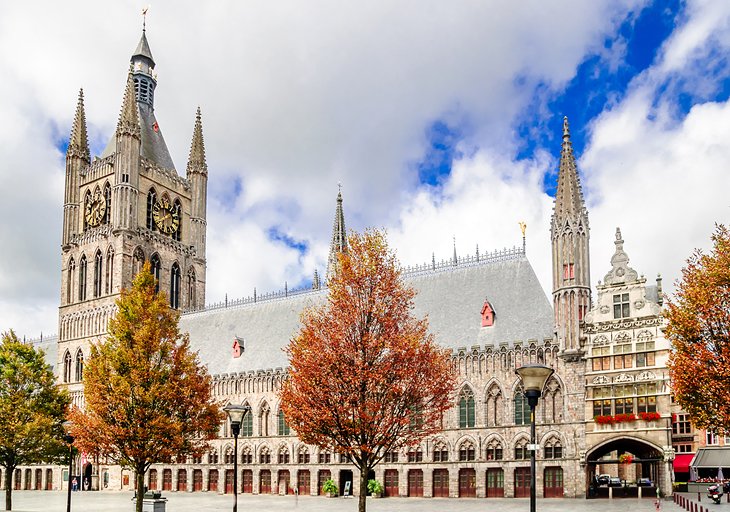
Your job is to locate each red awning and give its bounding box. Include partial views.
[674,453,695,473]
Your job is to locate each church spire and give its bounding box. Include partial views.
[186,107,207,176]
[67,89,90,163]
[116,74,140,139]
[326,186,347,283]
[550,116,591,357]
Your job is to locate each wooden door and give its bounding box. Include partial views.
[162,469,172,491]
[432,469,449,497]
[260,470,272,494]
[193,469,202,492]
[544,467,563,498]
[45,469,53,491]
[458,468,476,497]
[35,469,42,490]
[242,470,253,493]
[514,468,530,498]
[208,470,218,492]
[486,468,504,497]
[384,469,399,497]
[317,470,331,495]
[177,469,187,492]
[224,469,234,494]
[297,470,310,495]
[148,469,157,491]
[407,469,423,497]
[278,470,291,494]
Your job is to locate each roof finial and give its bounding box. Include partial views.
[452,236,457,265]
[142,5,149,32]
[519,221,527,254]
[563,116,570,139]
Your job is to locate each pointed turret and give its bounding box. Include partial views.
[550,116,591,356]
[326,187,347,283]
[116,74,141,139]
[188,108,209,295]
[132,30,155,67]
[186,107,207,176]
[67,89,90,163]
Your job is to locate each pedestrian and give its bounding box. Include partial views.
[654,497,661,512]
[71,477,78,492]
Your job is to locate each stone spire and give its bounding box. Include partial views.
[67,89,90,163]
[326,186,347,283]
[132,29,155,67]
[550,116,591,357]
[116,74,140,139]
[186,107,207,176]
[552,116,587,223]
[603,228,638,285]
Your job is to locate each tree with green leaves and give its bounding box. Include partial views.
[69,263,222,512]
[0,330,70,511]
[280,229,455,512]
[667,224,730,434]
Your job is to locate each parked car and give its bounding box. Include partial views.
[637,478,653,487]
[609,477,623,487]
[596,474,611,486]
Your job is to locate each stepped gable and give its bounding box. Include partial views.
[179,251,553,376]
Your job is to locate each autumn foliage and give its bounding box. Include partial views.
[280,229,455,512]
[69,264,222,512]
[666,225,730,435]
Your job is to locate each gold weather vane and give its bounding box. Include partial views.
[519,221,527,253]
[142,5,150,31]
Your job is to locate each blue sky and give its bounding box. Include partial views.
[2,0,730,338]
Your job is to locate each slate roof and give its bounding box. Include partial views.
[180,254,554,377]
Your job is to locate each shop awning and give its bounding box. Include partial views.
[674,453,695,473]
[691,447,730,469]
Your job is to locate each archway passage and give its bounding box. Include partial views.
[586,437,663,499]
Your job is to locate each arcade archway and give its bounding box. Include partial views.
[585,437,664,499]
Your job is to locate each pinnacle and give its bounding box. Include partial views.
[553,116,586,222]
[186,107,207,175]
[67,88,90,162]
[116,74,140,138]
[326,186,347,282]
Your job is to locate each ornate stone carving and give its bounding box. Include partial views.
[615,373,633,383]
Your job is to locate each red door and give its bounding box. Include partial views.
[162,469,172,491]
[35,469,42,490]
[260,470,272,494]
[242,470,253,493]
[458,468,476,497]
[317,470,331,495]
[486,468,504,497]
[208,470,218,492]
[177,469,187,492]
[45,469,53,491]
[148,469,157,491]
[544,467,563,498]
[384,469,399,497]
[514,468,530,498]
[433,469,449,497]
[225,469,234,494]
[278,470,291,495]
[193,469,202,491]
[297,470,310,495]
[407,469,423,497]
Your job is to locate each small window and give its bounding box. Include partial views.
[613,293,630,319]
[458,442,475,462]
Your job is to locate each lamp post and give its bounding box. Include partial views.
[224,404,251,512]
[515,364,554,512]
[62,421,75,512]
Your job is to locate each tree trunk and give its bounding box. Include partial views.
[358,465,368,512]
[4,466,13,512]
[135,466,146,512]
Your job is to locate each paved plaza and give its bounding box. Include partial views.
[3,491,716,512]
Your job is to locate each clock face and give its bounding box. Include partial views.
[84,190,106,227]
[153,197,180,234]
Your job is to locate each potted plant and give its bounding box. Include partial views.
[323,478,338,497]
[368,479,384,498]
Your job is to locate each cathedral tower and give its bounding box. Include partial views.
[325,187,347,283]
[551,117,591,357]
[58,28,208,405]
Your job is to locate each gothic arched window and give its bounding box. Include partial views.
[278,446,290,464]
[241,405,253,437]
[277,409,290,436]
[78,255,87,301]
[103,182,111,225]
[66,258,75,304]
[241,446,253,464]
[514,437,529,460]
[458,440,475,461]
[259,446,271,464]
[83,190,91,230]
[75,350,84,382]
[544,436,563,459]
[133,248,145,276]
[150,254,161,293]
[298,446,310,464]
[63,351,72,383]
[485,383,503,426]
[432,441,448,462]
[146,189,157,230]
[105,247,114,294]
[459,387,475,428]
[224,446,235,464]
[486,438,503,461]
[259,403,270,437]
[514,390,529,425]
[170,263,181,309]
[187,268,196,309]
[172,199,182,242]
[93,250,103,298]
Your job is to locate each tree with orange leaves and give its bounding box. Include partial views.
[666,225,730,435]
[280,229,455,512]
[69,264,222,512]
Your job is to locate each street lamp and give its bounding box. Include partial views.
[223,403,251,512]
[62,421,75,512]
[515,364,554,512]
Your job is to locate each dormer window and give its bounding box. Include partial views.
[233,337,244,358]
[481,299,495,327]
